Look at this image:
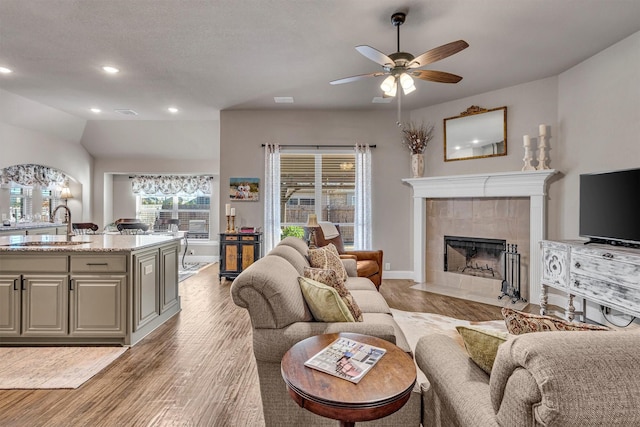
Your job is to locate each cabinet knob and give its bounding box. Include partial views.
[574,262,581,269]
[602,253,614,259]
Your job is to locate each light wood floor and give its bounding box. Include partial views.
[0,264,538,427]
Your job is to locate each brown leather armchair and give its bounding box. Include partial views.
[312,224,383,290]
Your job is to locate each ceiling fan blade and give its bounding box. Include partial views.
[408,40,469,68]
[410,70,463,84]
[355,45,394,67]
[330,72,386,85]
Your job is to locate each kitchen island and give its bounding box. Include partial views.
[0,233,182,346]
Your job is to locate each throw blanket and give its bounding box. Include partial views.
[319,222,339,239]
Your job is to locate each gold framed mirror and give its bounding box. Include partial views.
[444,105,507,162]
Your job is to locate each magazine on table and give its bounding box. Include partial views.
[304,337,386,384]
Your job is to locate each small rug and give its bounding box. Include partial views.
[390,309,506,353]
[0,346,128,389]
[390,309,506,384]
[179,262,210,282]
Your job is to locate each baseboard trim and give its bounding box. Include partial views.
[382,270,414,280]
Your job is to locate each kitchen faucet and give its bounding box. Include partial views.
[51,205,72,240]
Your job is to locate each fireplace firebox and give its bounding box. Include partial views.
[444,236,506,279]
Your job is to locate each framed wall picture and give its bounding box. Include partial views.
[229,177,259,201]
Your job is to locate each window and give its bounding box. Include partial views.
[136,195,211,239]
[280,153,356,248]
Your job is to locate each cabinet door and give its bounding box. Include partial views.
[222,243,240,274]
[133,250,159,331]
[241,243,257,270]
[22,275,68,336]
[541,242,569,290]
[160,243,179,313]
[70,275,126,337]
[0,275,21,336]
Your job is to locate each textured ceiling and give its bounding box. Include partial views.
[1,0,640,121]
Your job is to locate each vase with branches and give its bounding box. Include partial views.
[401,122,434,177]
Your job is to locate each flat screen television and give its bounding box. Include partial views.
[579,168,640,247]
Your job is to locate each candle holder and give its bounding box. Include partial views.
[226,215,235,233]
[521,135,536,171]
[537,132,550,170]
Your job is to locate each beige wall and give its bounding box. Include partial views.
[220,109,413,272]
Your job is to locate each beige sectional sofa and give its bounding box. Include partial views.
[416,329,640,426]
[230,237,422,426]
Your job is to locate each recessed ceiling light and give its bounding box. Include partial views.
[167,107,179,113]
[274,96,294,104]
[90,108,101,113]
[0,67,12,74]
[455,146,461,150]
[102,66,120,74]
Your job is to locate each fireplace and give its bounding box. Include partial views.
[444,236,506,280]
[403,170,558,306]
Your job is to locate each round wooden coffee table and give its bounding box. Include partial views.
[281,332,416,427]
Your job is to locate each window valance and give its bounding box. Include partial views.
[131,175,212,196]
[1,164,67,188]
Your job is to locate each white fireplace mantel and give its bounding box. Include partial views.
[402,169,558,305]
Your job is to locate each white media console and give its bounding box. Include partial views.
[541,240,640,321]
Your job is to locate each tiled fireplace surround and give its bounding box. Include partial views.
[403,170,557,306]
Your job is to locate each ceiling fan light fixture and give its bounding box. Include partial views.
[380,75,396,93]
[384,83,397,97]
[399,73,416,95]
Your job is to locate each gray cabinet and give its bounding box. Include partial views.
[21,274,69,336]
[160,243,179,313]
[133,249,160,331]
[0,275,20,335]
[70,275,127,337]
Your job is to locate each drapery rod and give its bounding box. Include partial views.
[261,144,376,149]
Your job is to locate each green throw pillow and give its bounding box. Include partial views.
[456,326,510,374]
[298,277,355,322]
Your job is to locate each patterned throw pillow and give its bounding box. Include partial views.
[502,307,610,334]
[298,277,355,322]
[308,243,348,282]
[304,267,363,322]
[456,326,511,375]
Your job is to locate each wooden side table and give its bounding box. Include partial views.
[281,332,416,427]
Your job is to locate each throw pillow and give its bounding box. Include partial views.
[308,243,348,282]
[456,326,510,375]
[298,277,355,322]
[501,307,610,334]
[304,267,363,322]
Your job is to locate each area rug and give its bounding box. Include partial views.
[0,346,128,389]
[179,262,210,282]
[390,309,506,354]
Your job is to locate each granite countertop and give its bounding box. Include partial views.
[0,232,184,252]
[1,222,66,231]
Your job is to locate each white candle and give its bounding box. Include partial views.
[539,124,547,136]
[230,208,236,216]
[523,135,531,146]
[225,204,231,216]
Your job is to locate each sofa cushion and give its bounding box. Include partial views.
[502,307,610,334]
[456,326,510,375]
[277,236,310,257]
[298,276,355,322]
[308,243,348,282]
[350,289,392,314]
[344,277,378,291]
[304,267,363,321]
[268,244,310,275]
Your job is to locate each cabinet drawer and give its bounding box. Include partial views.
[570,273,640,317]
[571,253,640,289]
[223,235,239,241]
[71,255,127,273]
[0,255,68,272]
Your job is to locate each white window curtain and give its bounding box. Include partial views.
[264,143,281,252]
[354,144,372,249]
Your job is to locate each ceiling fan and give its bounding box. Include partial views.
[330,12,468,97]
